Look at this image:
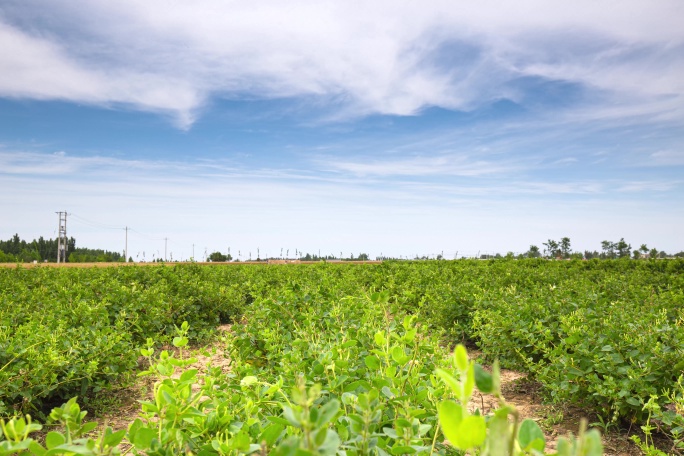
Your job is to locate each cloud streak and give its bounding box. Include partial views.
[1,0,683,127]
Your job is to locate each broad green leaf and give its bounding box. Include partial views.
[454,345,469,372]
[341,340,358,348]
[474,364,493,393]
[453,415,486,449]
[180,368,198,382]
[316,400,340,427]
[131,426,156,449]
[583,429,604,456]
[282,406,301,428]
[391,345,405,364]
[438,400,463,444]
[391,445,416,454]
[365,355,380,370]
[241,375,259,386]
[319,429,341,455]
[518,419,545,452]
[103,429,126,447]
[486,413,511,455]
[435,368,462,398]
[45,431,65,449]
[463,362,475,401]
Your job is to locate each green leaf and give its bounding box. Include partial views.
[319,429,341,455]
[582,429,604,456]
[486,413,511,455]
[45,431,65,449]
[435,368,462,397]
[81,421,98,434]
[131,426,156,449]
[316,400,340,428]
[103,429,126,447]
[391,446,416,454]
[341,340,358,348]
[383,427,399,439]
[518,419,545,452]
[381,386,396,399]
[172,336,188,348]
[438,400,463,444]
[474,364,493,393]
[626,397,641,406]
[391,346,405,364]
[463,362,475,401]
[240,375,259,386]
[365,355,381,370]
[453,415,486,449]
[180,368,198,382]
[282,406,301,428]
[454,345,469,372]
[259,423,284,446]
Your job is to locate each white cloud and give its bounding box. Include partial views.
[1,0,683,127]
[320,154,514,177]
[1,149,682,257]
[648,150,684,166]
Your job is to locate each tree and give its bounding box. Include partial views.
[560,237,571,258]
[526,245,541,258]
[614,238,631,258]
[208,251,231,262]
[543,239,560,258]
[600,240,615,259]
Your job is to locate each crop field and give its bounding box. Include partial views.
[1,260,683,455]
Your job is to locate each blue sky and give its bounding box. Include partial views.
[1,0,683,260]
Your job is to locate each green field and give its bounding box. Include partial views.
[1,260,682,454]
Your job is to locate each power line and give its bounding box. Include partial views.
[69,213,122,230]
[128,228,165,241]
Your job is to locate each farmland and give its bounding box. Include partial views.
[1,259,683,454]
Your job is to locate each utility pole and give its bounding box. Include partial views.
[164,237,168,261]
[56,211,67,263]
[125,226,129,262]
[192,244,195,261]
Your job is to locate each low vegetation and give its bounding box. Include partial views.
[1,259,682,454]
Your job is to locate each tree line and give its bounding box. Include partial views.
[525,237,683,260]
[0,233,124,263]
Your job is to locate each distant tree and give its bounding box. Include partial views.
[648,248,658,259]
[357,253,369,261]
[600,240,615,259]
[543,239,560,258]
[526,245,541,258]
[584,250,600,260]
[208,251,231,262]
[560,237,572,258]
[614,238,631,258]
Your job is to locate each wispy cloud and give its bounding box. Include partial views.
[1,0,683,127]
[647,150,684,166]
[319,154,515,177]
